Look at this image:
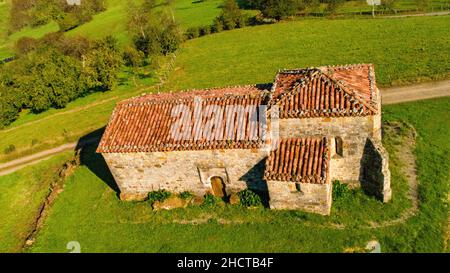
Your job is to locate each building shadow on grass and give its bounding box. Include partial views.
[76,127,120,196]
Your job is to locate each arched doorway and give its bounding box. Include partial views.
[210,176,226,198]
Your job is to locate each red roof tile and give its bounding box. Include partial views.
[97,64,379,153]
[270,64,378,118]
[97,86,269,153]
[264,137,330,184]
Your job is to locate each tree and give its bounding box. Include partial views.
[379,0,396,13]
[83,36,123,91]
[127,1,150,40]
[132,12,182,57]
[0,88,20,128]
[216,0,246,30]
[123,46,145,67]
[416,0,429,11]
[243,0,307,20]
[324,0,345,15]
[15,37,39,57]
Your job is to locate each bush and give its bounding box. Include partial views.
[199,25,211,36]
[332,180,352,201]
[178,191,194,200]
[0,90,20,128]
[216,0,246,30]
[185,27,200,39]
[237,189,262,207]
[123,46,145,67]
[83,36,123,91]
[211,19,224,33]
[4,144,16,154]
[201,193,222,207]
[15,37,39,56]
[148,189,171,204]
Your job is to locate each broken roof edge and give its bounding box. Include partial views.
[116,84,271,107]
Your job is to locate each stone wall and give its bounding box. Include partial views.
[360,138,392,202]
[102,148,268,200]
[278,115,379,184]
[267,181,332,215]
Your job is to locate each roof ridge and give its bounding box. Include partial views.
[321,72,378,113]
[118,84,265,105]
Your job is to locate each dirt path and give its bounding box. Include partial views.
[367,125,419,228]
[0,136,99,176]
[383,11,450,18]
[0,79,449,176]
[381,80,450,105]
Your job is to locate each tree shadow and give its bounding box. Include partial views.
[76,127,120,196]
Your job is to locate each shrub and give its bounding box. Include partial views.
[332,180,352,201]
[185,27,200,39]
[211,19,224,33]
[237,189,262,207]
[148,189,171,204]
[4,144,16,154]
[0,90,20,128]
[199,25,211,36]
[247,0,297,19]
[123,46,145,67]
[178,191,194,200]
[216,0,246,30]
[83,36,123,91]
[31,139,39,146]
[15,37,39,56]
[201,193,222,207]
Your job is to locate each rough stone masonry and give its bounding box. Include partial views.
[97,64,391,215]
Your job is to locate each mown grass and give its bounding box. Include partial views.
[315,0,450,14]
[0,21,60,59]
[0,151,73,253]
[1,16,449,164]
[27,97,449,253]
[67,0,228,45]
[166,16,450,90]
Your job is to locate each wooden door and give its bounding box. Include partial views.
[211,176,226,198]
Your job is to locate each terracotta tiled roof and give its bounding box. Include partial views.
[98,64,378,154]
[264,137,330,184]
[97,86,269,153]
[270,64,378,118]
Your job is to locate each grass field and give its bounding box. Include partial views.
[1,15,449,164]
[0,0,224,57]
[0,152,73,253]
[67,0,227,46]
[166,16,450,90]
[316,0,450,14]
[25,97,449,253]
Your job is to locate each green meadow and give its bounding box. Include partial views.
[166,15,450,90]
[0,0,449,253]
[1,15,449,163]
[24,98,449,253]
[0,152,73,252]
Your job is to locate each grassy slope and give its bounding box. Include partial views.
[325,0,450,14]
[68,0,225,45]
[0,152,73,253]
[29,98,449,253]
[166,16,450,90]
[1,15,449,163]
[0,0,223,57]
